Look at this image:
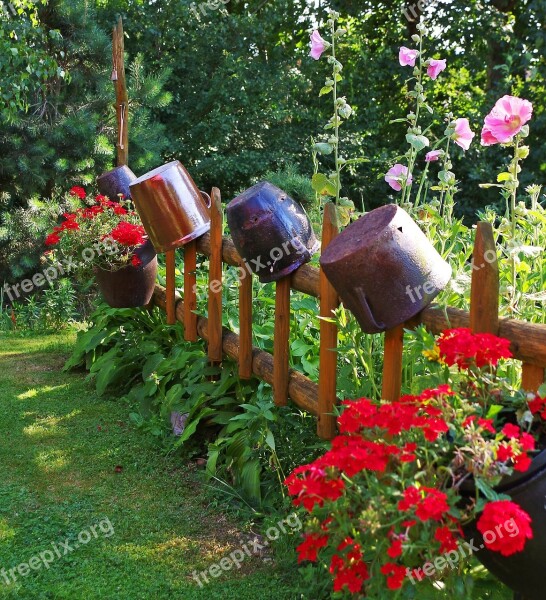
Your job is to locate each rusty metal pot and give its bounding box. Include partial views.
[97,165,137,200]
[319,204,451,333]
[129,161,211,253]
[94,240,157,308]
[226,181,319,283]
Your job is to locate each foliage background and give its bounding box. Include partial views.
[1,0,545,282]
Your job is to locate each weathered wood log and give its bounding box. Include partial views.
[196,232,546,368]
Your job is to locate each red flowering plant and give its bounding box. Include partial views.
[44,186,148,279]
[286,327,545,597]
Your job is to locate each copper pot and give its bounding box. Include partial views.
[129,161,211,253]
[94,240,157,308]
[97,165,137,200]
[320,204,451,333]
[226,181,319,283]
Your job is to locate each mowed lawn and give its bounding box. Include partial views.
[0,332,299,600]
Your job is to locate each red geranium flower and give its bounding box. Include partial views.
[69,186,86,199]
[45,233,60,246]
[296,533,328,563]
[380,563,407,590]
[109,222,146,247]
[437,328,512,369]
[398,486,450,521]
[131,255,143,267]
[387,539,403,558]
[434,525,459,553]
[477,500,533,556]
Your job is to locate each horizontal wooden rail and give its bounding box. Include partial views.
[152,284,320,416]
[196,232,546,368]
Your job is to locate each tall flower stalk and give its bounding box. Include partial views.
[386,26,473,210]
[308,11,363,225]
[480,95,533,314]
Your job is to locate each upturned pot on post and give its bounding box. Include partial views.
[97,165,137,200]
[226,181,319,283]
[319,204,452,333]
[463,450,546,600]
[129,161,211,253]
[94,239,157,308]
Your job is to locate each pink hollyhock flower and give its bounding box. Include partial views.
[309,31,328,60]
[482,95,533,144]
[385,164,413,191]
[399,47,419,67]
[452,118,475,151]
[481,126,498,146]
[427,59,447,80]
[425,150,442,162]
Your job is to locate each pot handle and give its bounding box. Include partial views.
[354,286,386,332]
[200,190,212,208]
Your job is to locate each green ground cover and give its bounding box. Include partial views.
[0,332,300,599]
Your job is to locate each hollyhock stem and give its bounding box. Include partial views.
[508,139,520,313]
[415,136,448,208]
[439,137,452,219]
[331,19,340,205]
[401,36,424,206]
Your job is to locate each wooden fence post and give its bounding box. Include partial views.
[381,324,405,402]
[208,188,223,362]
[318,203,339,439]
[470,222,499,334]
[112,16,128,167]
[183,241,198,341]
[273,276,291,406]
[165,250,177,325]
[239,264,253,379]
[522,364,545,393]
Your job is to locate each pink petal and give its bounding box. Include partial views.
[481,126,498,146]
[425,150,442,162]
[453,118,475,151]
[309,30,327,61]
[385,164,412,191]
[399,47,418,67]
[427,59,447,80]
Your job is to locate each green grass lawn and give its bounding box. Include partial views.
[0,332,300,599]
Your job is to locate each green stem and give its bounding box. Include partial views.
[331,20,340,206]
[509,139,520,313]
[401,36,424,206]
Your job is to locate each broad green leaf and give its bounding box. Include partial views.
[312,173,337,197]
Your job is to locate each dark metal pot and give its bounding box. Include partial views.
[129,161,211,254]
[226,181,319,283]
[319,204,451,333]
[463,450,546,600]
[94,240,157,308]
[97,165,137,200]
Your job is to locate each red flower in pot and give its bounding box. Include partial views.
[43,188,157,308]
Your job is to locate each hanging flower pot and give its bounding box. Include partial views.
[461,450,546,600]
[94,239,158,308]
[129,161,211,253]
[97,165,137,200]
[319,204,452,333]
[226,181,319,283]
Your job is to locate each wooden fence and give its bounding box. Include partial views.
[150,188,546,440]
